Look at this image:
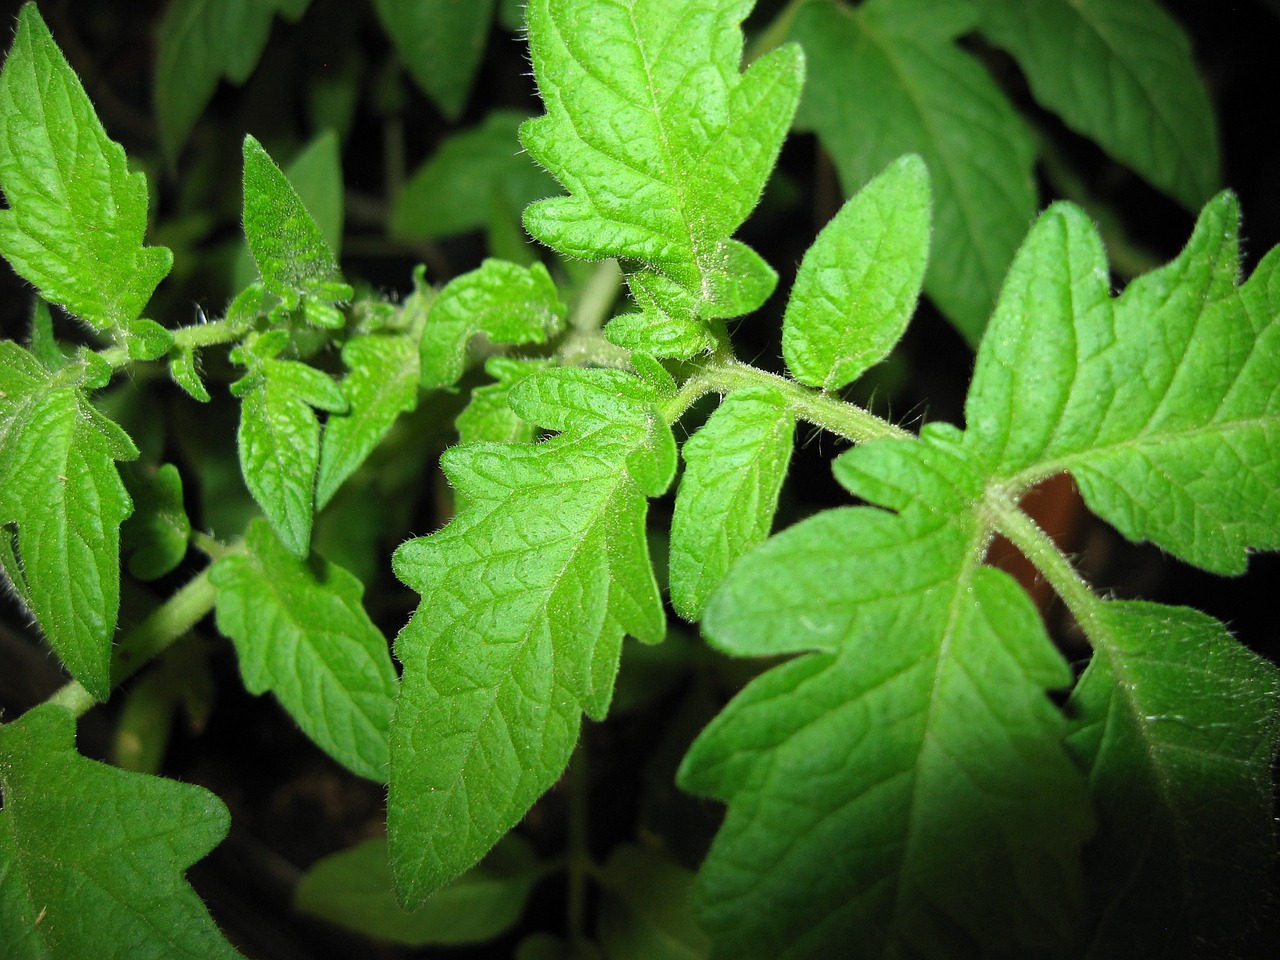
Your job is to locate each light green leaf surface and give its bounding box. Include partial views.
[792,0,1035,343]
[1066,602,1280,956]
[521,0,803,342]
[669,388,794,620]
[232,340,347,558]
[372,0,498,120]
[0,4,172,332]
[389,367,672,905]
[782,155,929,390]
[0,705,243,959]
[210,519,397,781]
[0,344,137,700]
[155,0,312,161]
[419,259,566,390]
[597,845,710,960]
[316,333,420,509]
[680,425,1090,959]
[971,0,1218,209]
[296,834,542,945]
[391,111,555,242]
[242,135,349,318]
[966,194,1280,573]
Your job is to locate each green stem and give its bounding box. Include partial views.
[109,563,224,689]
[571,259,624,333]
[99,316,242,371]
[681,360,912,443]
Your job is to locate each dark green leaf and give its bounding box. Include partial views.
[372,0,497,120]
[121,462,191,581]
[597,845,710,960]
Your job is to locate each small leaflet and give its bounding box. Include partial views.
[455,357,551,446]
[0,343,137,700]
[121,462,192,581]
[0,704,245,959]
[418,259,566,390]
[783,155,930,391]
[231,332,347,559]
[316,333,420,510]
[669,388,794,620]
[389,368,672,906]
[210,519,398,781]
[0,4,172,332]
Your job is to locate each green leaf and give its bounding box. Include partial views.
[169,347,211,403]
[791,0,1036,344]
[209,519,397,781]
[231,340,347,558]
[418,259,566,391]
[782,155,930,390]
[966,194,1280,574]
[155,0,312,161]
[520,0,803,338]
[679,426,1091,959]
[0,344,137,700]
[121,462,191,581]
[669,388,794,621]
[1066,602,1280,956]
[27,299,65,372]
[281,129,345,260]
[455,357,552,445]
[296,834,542,945]
[389,367,672,905]
[316,333,420,510]
[0,704,244,959]
[390,111,555,242]
[0,4,172,332]
[597,845,710,960]
[242,134,350,320]
[372,0,497,120]
[970,0,1219,209]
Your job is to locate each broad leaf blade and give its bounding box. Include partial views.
[971,0,1219,209]
[418,259,566,390]
[0,4,172,331]
[679,428,1090,959]
[0,704,244,959]
[669,388,794,620]
[389,368,671,905]
[967,195,1280,573]
[316,333,420,509]
[1066,602,1280,956]
[0,344,137,700]
[296,834,542,946]
[520,0,803,332]
[782,154,930,390]
[372,0,497,120]
[210,519,397,781]
[792,0,1035,343]
[155,0,312,161]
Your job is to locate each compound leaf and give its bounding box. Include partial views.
[418,259,566,391]
[372,0,498,120]
[1066,602,1280,955]
[316,333,420,509]
[521,0,803,343]
[669,387,794,620]
[967,194,1280,574]
[232,338,347,558]
[389,367,672,905]
[971,0,1219,210]
[783,154,930,390]
[0,704,243,959]
[156,0,312,161]
[0,4,172,332]
[792,0,1035,343]
[0,343,136,700]
[680,426,1091,959]
[210,519,397,781]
